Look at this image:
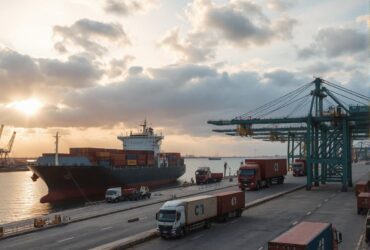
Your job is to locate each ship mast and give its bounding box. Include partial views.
[54,132,60,166]
[140,119,147,135]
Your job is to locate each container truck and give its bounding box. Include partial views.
[357,192,370,214]
[238,158,287,191]
[195,167,223,184]
[355,180,369,196]
[105,186,151,202]
[216,191,245,221]
[292,159,307,176]
[268,221,342,250]
[156,191,245,238]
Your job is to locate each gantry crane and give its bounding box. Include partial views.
[0,130,16,161]
[208,78,370,192]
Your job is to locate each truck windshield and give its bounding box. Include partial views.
[239,169,255,176]
[195,171,206,175]
[293,164,302,170]
[158,210,176,222]
[105,190,116,195]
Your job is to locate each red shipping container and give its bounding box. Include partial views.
[137,154,146,160]
[358,192,370,214]
[137,159,146,165]
[355,180,369,196]
[216,191,245,217]
[268,221,337,250]
[244,158,287,179]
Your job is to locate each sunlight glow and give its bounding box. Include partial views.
[7,99,43,116]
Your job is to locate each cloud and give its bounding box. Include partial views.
[190,0,297,45]
[128,66,143,76]
[298,27,367,59]
[0,62,312,131]
[104,0,157,16]
[107,55,135,78]
[0,48,103,102]
[38,55,103,88]
[267,0,296,11]
[159,28,214,62]
[263,69,310,87]
[356,15,369,25]
[53,18,130,56]
[161,0,297,62]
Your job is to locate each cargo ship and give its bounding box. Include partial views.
[29,121,186,203]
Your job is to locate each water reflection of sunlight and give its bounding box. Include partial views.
[0,172,51,224]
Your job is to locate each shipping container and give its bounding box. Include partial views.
[216,191,245,219]
[127,160,137,166]
[147,159,155,166]
[244,159,287,179]
[184,195,218,225]
[137,159,146,165]
[126,154,137,160]
[268,221,341,250]
[42,153,71,157]
[96,151,110,158]
[355,180,369,196]
[357,192,370,214]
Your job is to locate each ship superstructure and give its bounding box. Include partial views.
[117,120,163,155]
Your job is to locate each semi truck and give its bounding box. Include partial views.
[357,192,370,214]
[238,158,287,191]
[105,186,151,202]
[268,221,342,250]
[195,167,223,184]
[156,191,245,238]
[292,159,307,176]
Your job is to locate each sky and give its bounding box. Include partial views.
[0,0,368,157]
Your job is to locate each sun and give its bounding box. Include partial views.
[7,99,43,116]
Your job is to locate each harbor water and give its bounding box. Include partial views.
[0,157,244,224]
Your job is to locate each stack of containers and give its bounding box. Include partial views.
[165,153,181,166]
[126,154,137,166]
[147,152,155,166]
[111,153,126,167]
[137,153,146,166]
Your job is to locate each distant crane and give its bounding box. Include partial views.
[0,130,16,160]
[0,124,4,141]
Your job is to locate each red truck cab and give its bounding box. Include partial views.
[292,159,307,176]
[238,163,261,190]
[195,167,223,184]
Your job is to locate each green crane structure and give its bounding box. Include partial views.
[208,78,369,191]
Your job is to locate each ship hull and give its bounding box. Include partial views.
[29,164,185,203]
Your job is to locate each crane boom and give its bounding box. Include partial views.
[6,131,16,152]
[0,124,4,142]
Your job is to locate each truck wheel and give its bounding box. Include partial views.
[204,220,212,229]
[236,209,242,217]
[256,183,260,190]
[179,227,186,238]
